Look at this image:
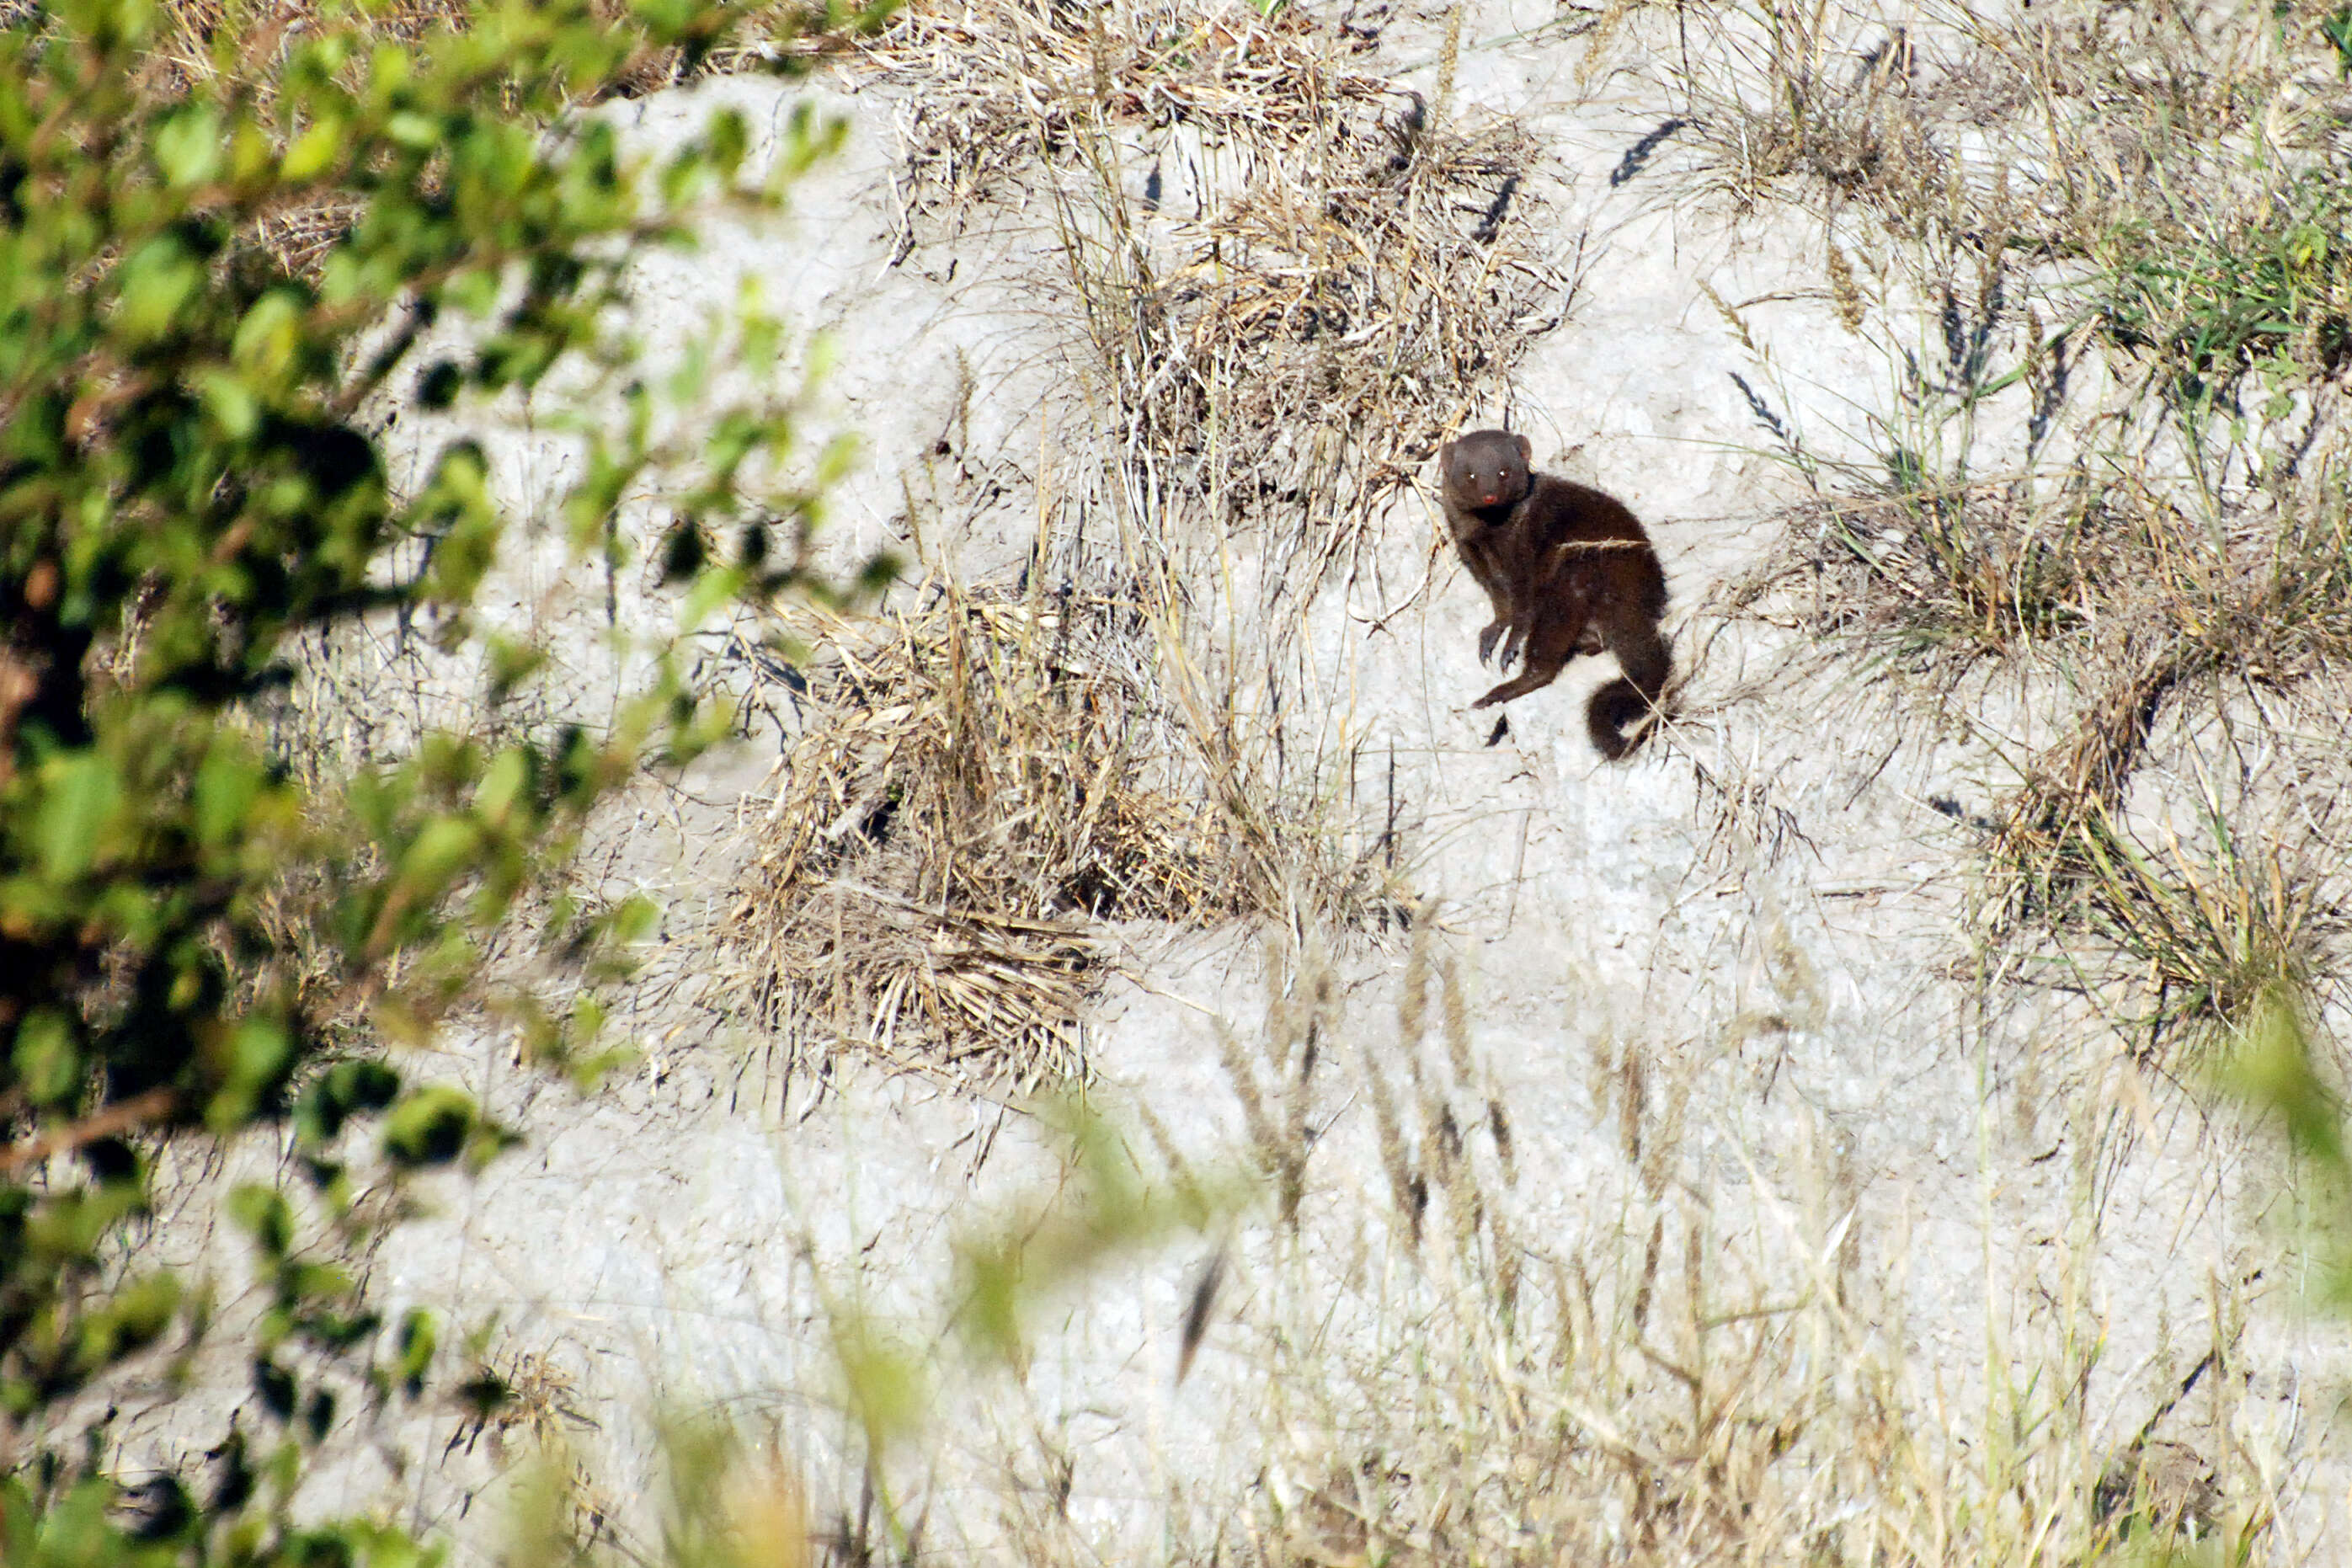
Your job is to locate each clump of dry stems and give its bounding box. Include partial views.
[1177,925,2255,1565]
[1677,1,2352,1048]
[727,0,1553,1086]
[866,0,1571,586]
[726,575,1393,1086]
[1764,432,2350,1053]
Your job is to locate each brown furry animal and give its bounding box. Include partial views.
[1436,429,1671,759]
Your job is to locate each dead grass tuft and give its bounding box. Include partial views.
[727,0,1566,1087]
[1183,932,2203,1567]
[1679,0,2352,414]
[867,0,1571,583]
[725,575,1401,1087]
[2066,811,2322,1057]
[1802,482,2104,662]
[1682,7,1948,224]
[1763,452,2345,1051]
[1689,0,2352,1046]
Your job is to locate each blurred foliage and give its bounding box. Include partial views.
[810,1098,1245,1555]
[502,1413,818,1568]
[0,0,889,1559]
[947,1096,1244,1374]
[2220,995,2352,1305]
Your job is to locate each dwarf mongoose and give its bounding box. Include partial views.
[1436,429,1671,759]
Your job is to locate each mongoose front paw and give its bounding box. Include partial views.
[1477,621,1505,664]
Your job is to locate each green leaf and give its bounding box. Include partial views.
[397,817,482,897]
[80,1273,183,1373]
[475,748,531,826]
[392,1309,437,1399]
[830,1313,927,1452]
[198,371,261,440]
[483,634,546,704]
[12,1008,79,1107]
[209,1017,293,1131]
[281,116,345,181]
[384,109,440,150]
[195,743,264,848]
[112,236,204,343]
[680,563,745,628]
[154,103,224,187]
[381,1084,478,1168]
[708,108,748,177]
[233,290,303,374]
[229,1184,294,1259]
[35,751,122,881]
[296,1058,402,1148]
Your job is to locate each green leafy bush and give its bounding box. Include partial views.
[0,0,882,1558]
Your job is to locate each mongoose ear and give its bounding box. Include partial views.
[1513,434,1533,462]
[1437,439,1456,465]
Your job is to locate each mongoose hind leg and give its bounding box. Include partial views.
[1470,650,1571,710]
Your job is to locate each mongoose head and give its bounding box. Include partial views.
[1439,429,1535,511]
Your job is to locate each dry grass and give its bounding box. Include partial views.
[1676,3,2352,317]
[1672,1,2352,1050]
[723,575,1404,1088]
[1753,445,2351,1053]
[865,0,1572,586]
[2063,809,2323,1058]
[621,923,2292,1568]
[720,0,1574,1085]
[1798,483,2106,662]
[1068,930,2278,1565]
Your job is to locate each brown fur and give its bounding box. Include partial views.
[1437,429,1672,759]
